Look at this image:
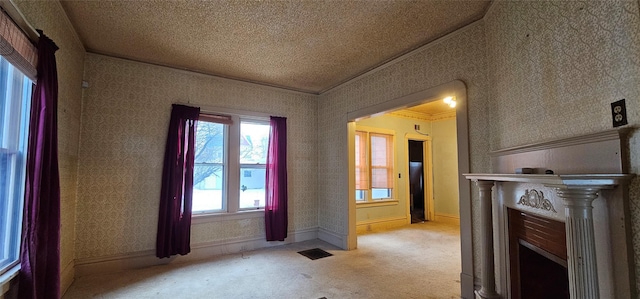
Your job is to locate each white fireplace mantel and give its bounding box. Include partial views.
[464,173,633,188]
[463,173,635,299]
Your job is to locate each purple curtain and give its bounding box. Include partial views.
[156,104,200,258]
[265,116,288,241]
[19,32,60,299]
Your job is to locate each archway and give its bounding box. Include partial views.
[345,80,473,298]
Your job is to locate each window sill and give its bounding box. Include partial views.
[192,209,264,224]
[0,265,19,296]
[356,199,399,208]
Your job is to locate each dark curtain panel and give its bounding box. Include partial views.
[265,116,288,241]
[19,32,60,299]
[156,104,200,258]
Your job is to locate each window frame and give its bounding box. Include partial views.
[354,126,396,204]
[192,120,228,214]
[191,107,270,221]
[238,118,269,211]
[0,56,33,276]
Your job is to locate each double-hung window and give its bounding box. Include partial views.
[0,56,33,275]
[355,128,394,202]
[192,112,270,214]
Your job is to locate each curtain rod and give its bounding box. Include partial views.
[173,101,279,120]
[0,0,39,43]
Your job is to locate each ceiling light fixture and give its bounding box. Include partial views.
[443,96,456,108]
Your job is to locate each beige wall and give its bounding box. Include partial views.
[11,0,640,296]
[353,113,460,225]
[354,114,433,224]
[317,20,490,278]
[15,0,86,292]
[74,54,318,260]
[484,0,640,294]
[431,118,459,218]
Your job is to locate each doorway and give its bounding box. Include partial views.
[409,140,426,223]
[407,137,434,224]
[346,80,473,298]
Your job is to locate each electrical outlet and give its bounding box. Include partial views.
[611,99,628,127]
[414,124,420,130]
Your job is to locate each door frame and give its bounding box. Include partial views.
[346,80,473,298]
[405,135,433,223]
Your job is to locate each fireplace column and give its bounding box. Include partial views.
[555,187,601,299]
[476,180,500,299]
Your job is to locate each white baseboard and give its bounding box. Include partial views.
[434,214,460,225]
[318,228,347,249]
[460,272,475,299]
[60,260,75,296]
[75,228,318,277]
[355,217,407,233]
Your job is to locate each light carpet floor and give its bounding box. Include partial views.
[63,221,461,299]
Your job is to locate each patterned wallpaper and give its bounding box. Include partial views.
[485,0,640,294]
[75,54,318,259]
[13,1,640,295]
[317,21,490,275]
[15,0,86,287]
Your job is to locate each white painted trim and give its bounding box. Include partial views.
[405,133,434,222]
[60,260,75,296]
[356,199,399,208]
[345,80,474,299]
[86,53,320,96]
[192,209,264,224]
[356,216,407,233]
[321,20,483,95]
[389,110,456,122]
[0,265,18,298]
[346,122,358,250]
[346,81,465,122]
[318,228,348,250]
[74,228,318,277]
[489,128,632,157]
[435,214,460,226]
[0,0,39,42]
[356,216,407,226]
[355,125,395,135]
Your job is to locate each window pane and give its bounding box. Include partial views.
[192,165,224,212]
[370,133,393,189]
[355,131,369,190]
[0,56,32,275]
[371,188,392,199]
[355,190,366,201]
[239,167,265,209]
[195,121,224,164]
[239,121,268,210]
[240,121,269,164]
[193,120,226,213]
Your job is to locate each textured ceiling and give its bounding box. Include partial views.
[60,0,491,94]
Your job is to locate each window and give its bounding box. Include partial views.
[192,113,270,214]
[238,121,269,209]
[0,56,33,275]
[355,129,394,202]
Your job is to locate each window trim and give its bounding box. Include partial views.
[237,118,269,211]
[190,105,270,221]
[0,56,32,276]
[192,121,228,214]
[354,125,396,203]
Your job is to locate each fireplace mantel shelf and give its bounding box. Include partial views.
[463,172,635,299]
[463,173,634,188]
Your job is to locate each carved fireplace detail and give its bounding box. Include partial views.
[464,129,635,299]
